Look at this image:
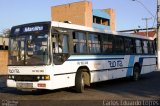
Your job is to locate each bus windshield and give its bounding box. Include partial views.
[9,33,49,66]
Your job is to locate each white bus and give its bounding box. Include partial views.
[7,21,156,92]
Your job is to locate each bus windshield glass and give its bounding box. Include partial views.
[9,33,49,66]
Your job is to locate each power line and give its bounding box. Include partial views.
[132,0,155,18]
[132,0,156,29]
[152,13,157,28]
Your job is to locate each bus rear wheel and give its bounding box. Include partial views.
[133,65,140,81]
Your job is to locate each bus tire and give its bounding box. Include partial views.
[75,70,85,93]
[133,65,140,81]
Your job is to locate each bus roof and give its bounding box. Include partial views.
[51,21,154,40]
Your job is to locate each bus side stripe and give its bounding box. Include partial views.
[67,57,124,61]
[126,55,135,76]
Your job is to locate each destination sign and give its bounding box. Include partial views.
[11,22,50,36]
[24,26,44,32]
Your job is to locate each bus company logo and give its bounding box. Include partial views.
[24,26,43,32]
[9,69,20,73]
[108,60,123,68]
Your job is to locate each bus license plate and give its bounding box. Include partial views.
[16,83,33,89]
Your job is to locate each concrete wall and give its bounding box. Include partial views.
[104,8,116,31]
[0,50,8,75]
[51,1,93,27]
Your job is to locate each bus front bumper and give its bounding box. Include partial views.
[7,79,53,90]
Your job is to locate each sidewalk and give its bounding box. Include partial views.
[0,75,7,88]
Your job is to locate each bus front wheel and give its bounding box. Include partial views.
[75,70,85,93]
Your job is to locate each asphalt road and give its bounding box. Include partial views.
[0,71,160,106]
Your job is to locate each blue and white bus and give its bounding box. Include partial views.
[7,21,156,92]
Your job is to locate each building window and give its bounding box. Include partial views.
[93,16,110,26]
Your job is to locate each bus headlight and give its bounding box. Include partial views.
[11,75,15,79]
[37,75,50,80]
[8,75,15,80]
[37,76,40,80]
[41,76,45,80]
[8,75,11,79]
[44,75,50,80]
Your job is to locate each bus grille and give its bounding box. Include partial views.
[14,75,38,81]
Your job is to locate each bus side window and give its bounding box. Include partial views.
[62,35,69,53]
[52,34,62,53]
[73,32,87,53]
[142,40,149,54]
[102,34,113,54]
[124,38,134,54]
[152,41,156,54]
[148,41,154,54]
[74,43,77,53]
[135,39,142,54]
[73,32,78,53]
[114,36,124,54]
[88,33,100,53]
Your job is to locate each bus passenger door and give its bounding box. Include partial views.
[52,32,70,65]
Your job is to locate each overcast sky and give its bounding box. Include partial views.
[0,0,156,32]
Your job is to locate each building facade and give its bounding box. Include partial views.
[51,1,115,31]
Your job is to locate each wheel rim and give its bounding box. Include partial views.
[134,67,139,80]
[81,73,85,91]
[134,71,139,80]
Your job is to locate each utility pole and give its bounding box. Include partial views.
[142,18,152,37]
[157,0,160,70]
